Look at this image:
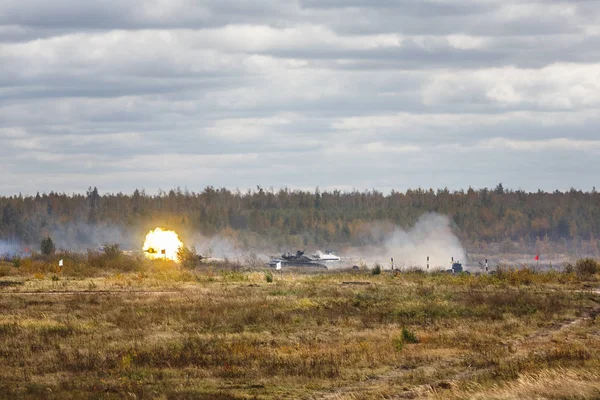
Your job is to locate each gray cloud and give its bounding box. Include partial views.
[1,0,599,195]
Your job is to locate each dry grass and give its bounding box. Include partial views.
[0,263,598,399]
[437,368,600,399]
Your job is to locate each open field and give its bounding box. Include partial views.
[1,262,599,399]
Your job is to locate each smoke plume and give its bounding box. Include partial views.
[49,222,135,251]
[347,213,466,269]
[0,240,20,258]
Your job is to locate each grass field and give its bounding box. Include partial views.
[0,260,599,399]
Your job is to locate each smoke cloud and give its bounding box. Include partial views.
[347,213,466,270]
[0,240,20,258]
[8,211,464,271]
[191,235,241,259]
[49,222,136,251]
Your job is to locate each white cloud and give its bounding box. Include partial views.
[446,34,487,50]
[423,63,600,109]
[478,137,600,152]
[1,0,599,194]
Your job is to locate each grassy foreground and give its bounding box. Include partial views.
[0,263,599,399]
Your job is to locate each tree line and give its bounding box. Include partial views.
[1,185,599,255]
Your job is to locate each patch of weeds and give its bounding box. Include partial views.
[264,270,274,283]
[393,327,419,352]
[393,337,404,352]
[221,271,248,282]
[402,327,419,344]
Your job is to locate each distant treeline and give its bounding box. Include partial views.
[1,185,599,254]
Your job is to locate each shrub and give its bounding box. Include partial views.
[393,328,419,352]
[177,245,201,269]
[0,264,11,277]
[87,249,139,274]
[40,236,55,256]
[564,262,574,274]
[401,327,419,344]
[372,264,382,275]
[264,270,274,283]
[575,258,599,277]
[102,243,122,260]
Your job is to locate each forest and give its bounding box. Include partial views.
[1,184,599,256]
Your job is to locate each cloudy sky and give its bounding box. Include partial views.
[1,0,599,195]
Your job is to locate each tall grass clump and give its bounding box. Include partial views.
[401,327,419,344]
[264,270,274,283]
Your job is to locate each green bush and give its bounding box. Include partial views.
[41,236,55,256]
[401,327,419,344]
[264,270,274,283]
[372,264,382,275]
[393,328,419,352]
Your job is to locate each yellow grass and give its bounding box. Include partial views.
[0,265,598,399]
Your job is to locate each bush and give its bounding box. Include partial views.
[177,245,201,269]
[393,328,419,352]
[401,327,419,344]
[575,258,599,277]
[372,264,382,275]
[564,262,574,274]
[87,249,139,274]
[102,243,122,260]
[40,237,55,256]
[264,270,274,283]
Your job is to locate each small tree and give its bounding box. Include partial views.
[372,264,382,275]
[41,236,55,256]
[102,243,122,260]
[177,245,200,269]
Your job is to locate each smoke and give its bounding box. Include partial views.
[347,213,466,269]
[48,222,136,251]
[0,240,20,258]
[13,210,464,271]
[191,234,244,260]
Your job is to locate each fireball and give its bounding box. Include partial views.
[142,227,183,261]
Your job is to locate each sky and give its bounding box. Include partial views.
[1,0,599,195]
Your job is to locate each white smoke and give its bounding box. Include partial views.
[346,213,466,270]
[0,240,20,257]
[191,234,242,259]
[49,222,135,251]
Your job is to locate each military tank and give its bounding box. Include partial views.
[267,249,338,268]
